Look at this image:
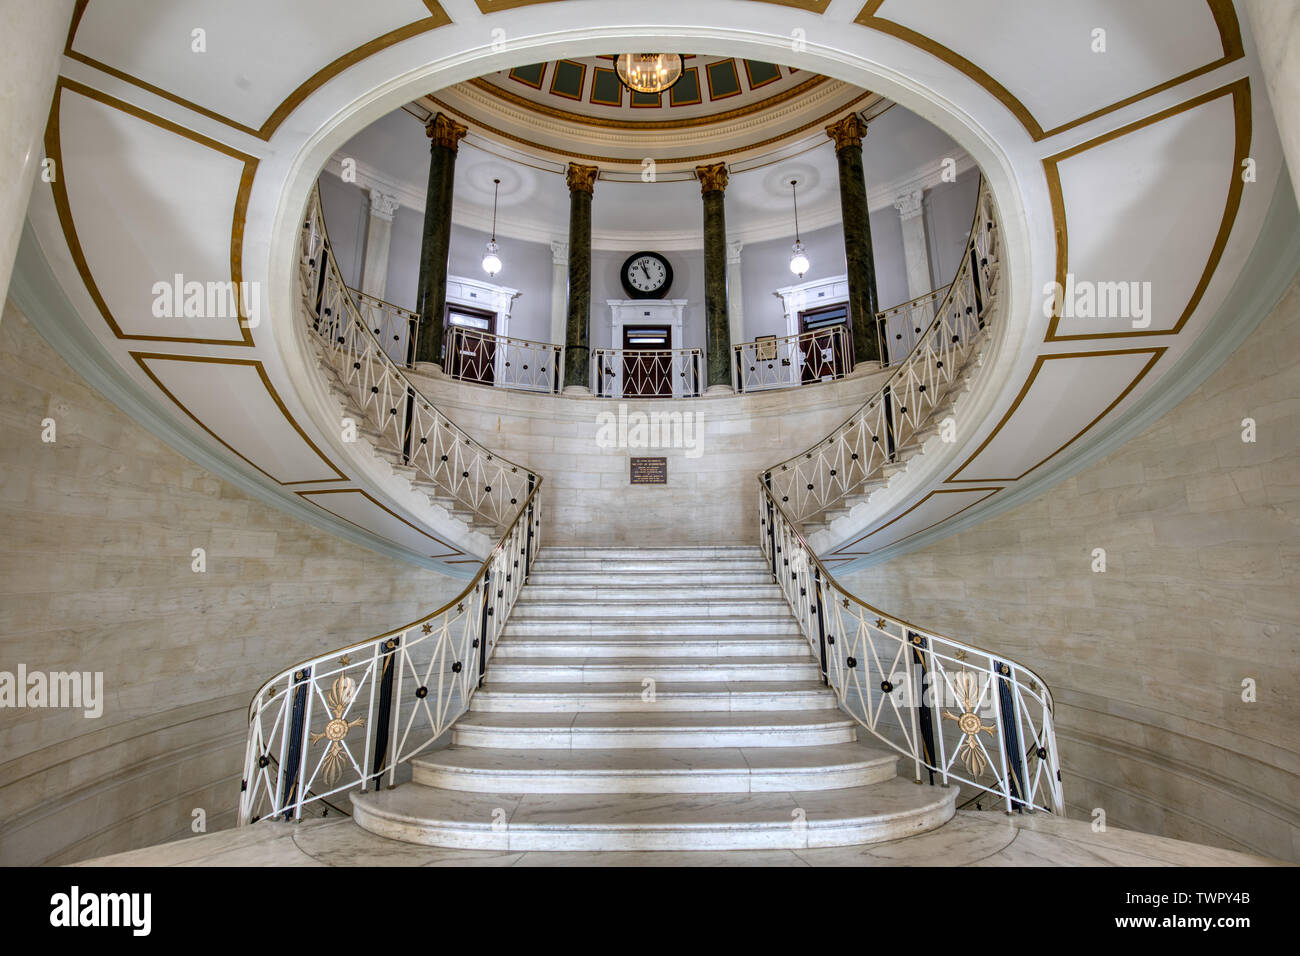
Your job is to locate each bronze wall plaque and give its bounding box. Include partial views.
[630,456,668,484]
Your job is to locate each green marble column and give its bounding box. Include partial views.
[414,113,467,366]
[697,163,731,390]
[563,163,597,389]
[828,116,882,365]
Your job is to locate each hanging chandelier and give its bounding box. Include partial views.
[481,178,503,277]
[788,179,810,278]
[615,54,683,94]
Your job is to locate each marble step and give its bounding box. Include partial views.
[531,555,769,571]
[508,599,792,621]
[483,656,821,684]
[515,584,783,603]
[524,570,776,587]
[502,617,804,638]
[415,741,890,793]
[350,778,957,850]
[469,680,838,713]
[539,547,764,560]
[492,634,810,659]
[450,709,857,750]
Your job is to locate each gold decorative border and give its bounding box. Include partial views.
[1043,79,1251,342]
[744,60,783,91]
[705,58,744,101]
[549,59,587,102]
[297,489,463,559]
[465,74,832,131]
[131,353,349,486]
[833,487,1003,556]
[429,91,880,167]
[589,67,623,108]
[46,78,258,347]
[508,64,547,91]
[854,0,1243,142]
[64,0,452,142]
[669,67,704,108]
[946,347,1167,484]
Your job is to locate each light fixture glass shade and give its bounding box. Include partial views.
[482,240,502,277]
[789,241,810,278]
[615,54,683,94]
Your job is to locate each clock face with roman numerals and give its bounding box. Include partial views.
[620,251,673,299]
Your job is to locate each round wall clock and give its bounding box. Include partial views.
[620,251,673,299]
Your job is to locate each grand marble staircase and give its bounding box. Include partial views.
[349,546,957,850]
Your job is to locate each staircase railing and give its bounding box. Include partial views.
[349,287,420,370]
[238,479,543,824]
[876,287,946,366]
[445,326,563,394]
[757,479,1062,813]
[301,188,533,527]
[239,187,547,824]
[766,179,1000,524]
[591,346,703,398]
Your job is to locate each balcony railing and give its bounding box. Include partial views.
[732,325,852,394]
[591,347,703,399]
[444,326,563,394]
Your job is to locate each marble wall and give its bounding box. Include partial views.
[0,300,465,865]
[841,270,1300,862]
[409,364,892,547]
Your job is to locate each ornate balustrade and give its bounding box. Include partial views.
[301,189,533,527]
[732,325,851,393]
[757,479,1062,813]
[445,326,563,394]
[765,180,1000,523]
[350,288,420,369]
[877,287,945,366]
[239,481,543,824]
[591,347,703,398]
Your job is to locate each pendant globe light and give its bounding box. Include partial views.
[788,179,810,277]
[615,54,683,94]
[481,178,503,277]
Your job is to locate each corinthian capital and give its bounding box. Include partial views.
[695,162,729,195]
[426,112,468,152]
[566,163,599,194]
[826,114,866,151]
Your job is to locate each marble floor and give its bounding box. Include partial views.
[76,811,1284,867]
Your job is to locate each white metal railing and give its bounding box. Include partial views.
[239,481,543,824]
[350,288,420,369]
[732,325,851,393]
[591,347,703,398]
[757,480,1062,813]
[301,188,533,527]
[766,179,1000,523]
[877,287,946,366]
[445,326,563,394]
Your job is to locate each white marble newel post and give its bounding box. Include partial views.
[726,240,744,348]
[1242,0,1300,210]
[549,240,568,346]
[360,190,400,300]
[0,0,77,312]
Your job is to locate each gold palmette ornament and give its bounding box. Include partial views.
[309,674,365,788]
[942,670,996,777]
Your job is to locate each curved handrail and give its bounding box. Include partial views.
[301,187,533,527]
[757,478,1063,813]
[766,179,999,523]
[239,478,543,824]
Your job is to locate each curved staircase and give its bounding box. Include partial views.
[349,546,956,850]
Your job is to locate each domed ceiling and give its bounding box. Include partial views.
[423,55,886,171]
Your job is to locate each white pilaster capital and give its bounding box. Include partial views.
[726,240,743,265]
[367,189,400,222]
[893,189,925,222]
[550,240,569,265]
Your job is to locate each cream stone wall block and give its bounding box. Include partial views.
[841,270,1300,863]
[0,300,466,865]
